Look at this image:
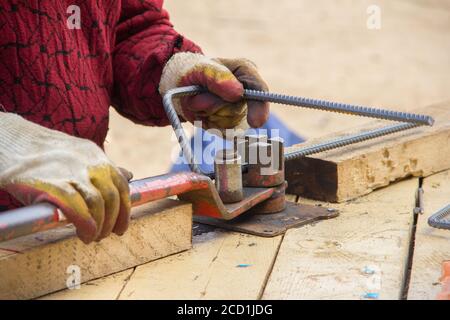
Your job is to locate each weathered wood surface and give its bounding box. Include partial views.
[39,176,450,300]
[0,199,192,300]
[40,270,133,300]
[118,231,282,300]
[263,178,418,299]
[45,230,282,300]
[286,103,450,202]
[408,170,450,300]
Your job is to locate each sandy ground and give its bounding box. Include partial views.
[105,0,450,179]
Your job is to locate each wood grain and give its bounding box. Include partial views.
[285,103,450,202]
[263,178,417,299]
[118,231,282,300]
[40,269,134,300]
[0,199,192,300]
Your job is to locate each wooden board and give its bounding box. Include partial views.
[285,103,450,202]
[408,170,450,300]
[262,178,418,299]
[0,199,192,300]
[117,231,282,300]
[42,231,281,300]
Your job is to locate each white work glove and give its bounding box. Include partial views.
[0,113,131,244]
[159,52,270,133]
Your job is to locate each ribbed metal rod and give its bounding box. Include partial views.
[285,122,417,160]
[0,87,435,243]
[163,86,434,175]
[162,86,206,174]
[428,204,450,230]
[244,89,434,126]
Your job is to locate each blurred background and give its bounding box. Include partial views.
[105,0,450,179]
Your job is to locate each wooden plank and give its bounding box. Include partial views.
[0,199,192,300]
[285,103,450,202]
[263,178,417,300]
[40,269,134,300]
[408,170,450,300]
[117,231,282,300]
[40,195,298,300]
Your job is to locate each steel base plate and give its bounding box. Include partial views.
[193,201,339,237]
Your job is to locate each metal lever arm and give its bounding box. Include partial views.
[0,172,210,242]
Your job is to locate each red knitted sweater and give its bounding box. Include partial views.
[0,0,202,210]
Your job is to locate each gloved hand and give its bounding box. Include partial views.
[159,52,269,131]
[0,113,131,244]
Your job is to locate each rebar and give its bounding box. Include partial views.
[162,86,205,174]
[244,89,434,126]
[428,204,450,230]
[163,85,434,176]
[285,122,417,160]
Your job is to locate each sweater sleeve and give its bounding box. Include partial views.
[112,0,202,126]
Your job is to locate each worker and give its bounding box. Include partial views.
[0,1,270,244]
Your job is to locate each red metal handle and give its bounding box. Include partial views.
[0,172,210,242]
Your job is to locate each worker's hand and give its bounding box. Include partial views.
[159,52,269,131]
[0,113,131,244]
